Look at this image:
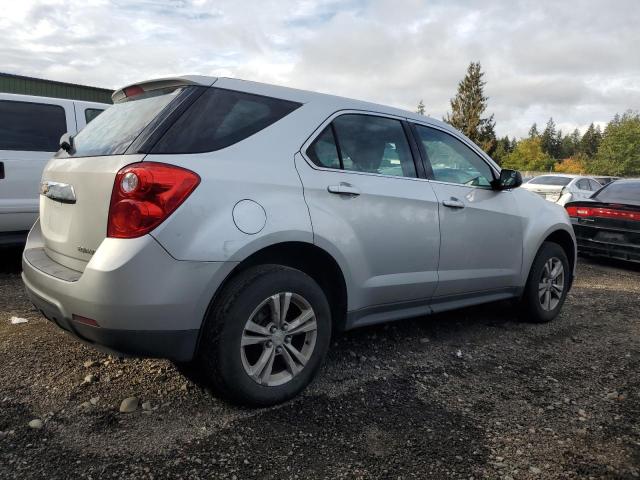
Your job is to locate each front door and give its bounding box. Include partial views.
[412,124,524,300]
[296,113,441,317]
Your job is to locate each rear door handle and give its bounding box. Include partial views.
[442,198,465,209]
[0,161,4,180]
[327,184,360,196]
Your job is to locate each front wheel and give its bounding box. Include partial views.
[197,265,332,406]
[520,242,570,323]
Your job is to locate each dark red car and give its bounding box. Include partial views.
[565,179,640,263]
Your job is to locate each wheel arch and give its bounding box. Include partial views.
[205,241,349,333]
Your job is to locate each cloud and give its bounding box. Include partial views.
[1,0,639,137]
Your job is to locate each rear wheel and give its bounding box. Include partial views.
[197,265,331,406]
[520,242,570,323]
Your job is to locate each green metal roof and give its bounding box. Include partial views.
[0,72,113,104]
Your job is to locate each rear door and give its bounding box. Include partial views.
[296,112,441,315]
[411,123,524,300]
[0,98,73,233]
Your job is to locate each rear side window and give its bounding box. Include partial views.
[0,100,66,151]
[307,114,417,178]
[151,88,301,154]
[593,181,640,205]
[84,108,104,124]
[577,179,591,190]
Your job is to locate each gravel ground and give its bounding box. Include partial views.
[1,247,639,479]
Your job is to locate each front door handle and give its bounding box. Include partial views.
[442,198,465,209]
[0,161,4,180]
[327,183,360,196]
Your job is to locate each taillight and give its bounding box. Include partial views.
[107,162,200,238]
[566,205,639,221]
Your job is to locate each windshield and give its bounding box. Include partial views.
[528,175,572,186]
[68,87,186,157]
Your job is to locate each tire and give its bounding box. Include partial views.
[196,264,332,406]
[520,241,570,323]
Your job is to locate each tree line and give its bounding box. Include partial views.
[416,62,640,176]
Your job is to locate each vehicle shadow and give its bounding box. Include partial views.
[0,246,23,274]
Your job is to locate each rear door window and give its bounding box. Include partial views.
[151,88,301,154]
[0,100,66,151]
[306,114,416,178]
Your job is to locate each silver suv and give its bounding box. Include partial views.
[22,76,576,405]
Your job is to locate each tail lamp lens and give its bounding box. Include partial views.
[566,205,639,221]
[107,162,200,238]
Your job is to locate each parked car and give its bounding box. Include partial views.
[521,174,602,206]
[0,93,107,246]
[593,176,620,186]
[22,76,577,405]
[566,179,640,263]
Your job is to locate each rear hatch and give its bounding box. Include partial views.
[39,78,212,272]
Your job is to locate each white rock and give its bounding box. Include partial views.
[10,317,28,325]
[83,360,96,368]
[529,466,542,474]
[90,397,99,406]
[28,419,43,429]
[141,401,152,411]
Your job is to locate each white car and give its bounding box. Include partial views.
[0,93,107,246]
[521,174,602,206]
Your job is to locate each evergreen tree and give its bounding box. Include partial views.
[540,118,560,158]
[528,123,539,138]
[444,62,496,155]
[416,100,426,115]
[580,123,602,157]
[492,135,513,165]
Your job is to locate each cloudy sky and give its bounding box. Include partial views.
[2,0,639,137]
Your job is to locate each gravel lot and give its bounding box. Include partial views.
[1,247,639,479]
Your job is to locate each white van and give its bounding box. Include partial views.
[0,93,108,245]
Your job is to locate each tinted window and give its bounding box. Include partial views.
[152,88,301,154]
[328,114,416,178]
[307,126,340,169]
[593,181,640,205]
[414,125,493,187]
[71,87,185,157]
[84,108,104,124]
[528,175,572,186]
[0,100,66,151]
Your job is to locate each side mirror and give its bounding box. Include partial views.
[59,133,74,153]
[492,169,522,191]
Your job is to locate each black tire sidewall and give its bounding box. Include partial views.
[204,266,331,406]
[523,242,570,323]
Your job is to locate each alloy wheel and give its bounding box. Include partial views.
[538,257,565,311]
[240,292,317,386]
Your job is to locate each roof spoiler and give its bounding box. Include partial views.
[112,75,217,103]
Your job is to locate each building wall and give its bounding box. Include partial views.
[0,73,113,104]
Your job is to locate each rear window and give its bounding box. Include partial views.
[70,87,185,157]
[593,181,640,205]
[528,175,572,186]
[151,87,301,154]
[0,100,66,151]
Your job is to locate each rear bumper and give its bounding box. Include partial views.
[573,223,640,263]
[22,220,237,361]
